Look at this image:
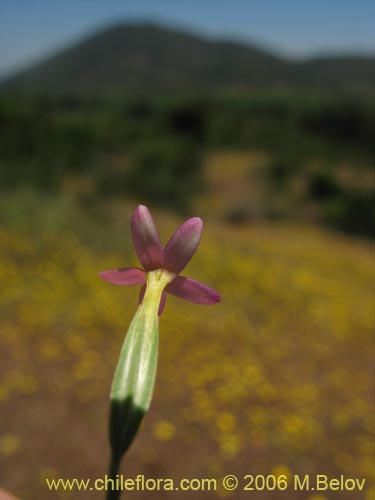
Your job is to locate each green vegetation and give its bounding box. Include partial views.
[0,92,373,236]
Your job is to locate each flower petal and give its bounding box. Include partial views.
[163,217,203,274]
[158,292,167,315]
[138,284,167,316]
[131,205,164,272]
[138,283,146,305]
[99,268,146,286]
[166,276,221,305]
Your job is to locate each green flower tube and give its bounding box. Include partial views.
[109,270,173,467]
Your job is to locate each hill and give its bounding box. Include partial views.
[2,22,375,93]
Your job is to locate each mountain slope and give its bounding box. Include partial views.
[3,22,375,93]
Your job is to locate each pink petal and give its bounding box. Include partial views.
[158,292,167,315]
[99,267,146,285]
[131,205,164,272]
[166,276,221,305]
[138,284,167,316]
[138,283,146,304]
[0,489,21,500]
[163,217,203,274]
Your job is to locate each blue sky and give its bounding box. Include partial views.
[0,0,374,77]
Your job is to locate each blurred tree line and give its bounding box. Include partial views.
[0,93,373,235]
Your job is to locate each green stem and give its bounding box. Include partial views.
[106,452,122,500]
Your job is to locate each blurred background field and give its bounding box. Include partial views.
[0,2,374,499]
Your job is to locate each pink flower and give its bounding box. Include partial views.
[99,205,221,314]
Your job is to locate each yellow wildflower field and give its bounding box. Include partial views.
[0,212,373,499]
